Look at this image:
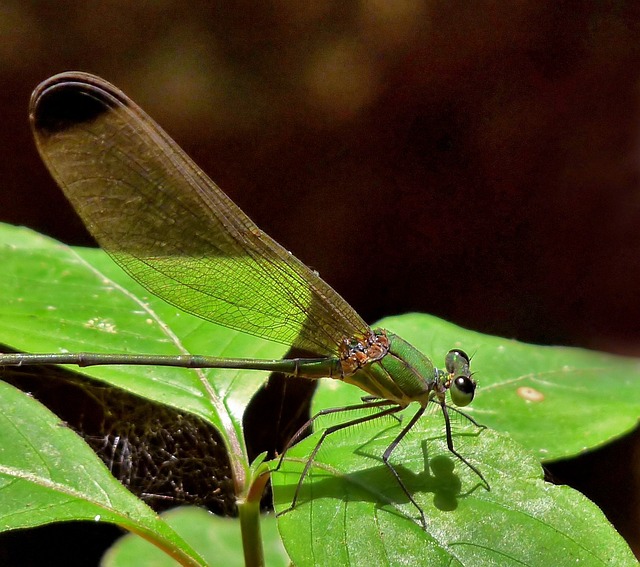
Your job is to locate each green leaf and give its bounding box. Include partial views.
[0,223,290,489]
[102,507,289,567]
[272,380,636,566]
[377,313,640,461]
[0,379,206,566]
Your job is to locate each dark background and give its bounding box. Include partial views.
[1,1,639,563]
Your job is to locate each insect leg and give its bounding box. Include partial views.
[276,402,403,516]
[445,404,486,430]
[439,400,490,491]
[274,399,396,472]
[381,405,428,529]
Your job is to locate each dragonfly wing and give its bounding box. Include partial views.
[29,72,368,355]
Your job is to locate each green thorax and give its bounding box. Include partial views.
[342,330,439,407]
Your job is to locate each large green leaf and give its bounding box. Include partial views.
[0,223,289,488]
[377,313,640,461]
[0,379,206,566]
[272,377,636,566]
[270,315,640,565]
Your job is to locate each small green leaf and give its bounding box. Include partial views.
[102,507,289,567]
[0,380,206,566]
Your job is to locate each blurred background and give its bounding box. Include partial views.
[0,1,639,562]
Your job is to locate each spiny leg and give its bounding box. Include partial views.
[381,404,428,529]
[276,402,403,516]
[439,400,490,491]
[274,399,396,472]
[445,404,486,430]
[360,395,402,423]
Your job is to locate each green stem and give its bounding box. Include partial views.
[238,468,271,567]
[238,499,265,567]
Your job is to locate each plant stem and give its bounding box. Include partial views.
[237,467,272,567]
[238,498,265,567]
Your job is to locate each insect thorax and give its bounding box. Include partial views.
[338,329,389,376]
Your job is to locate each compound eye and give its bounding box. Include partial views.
[450,375,476,407]
[445,349,470,373]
